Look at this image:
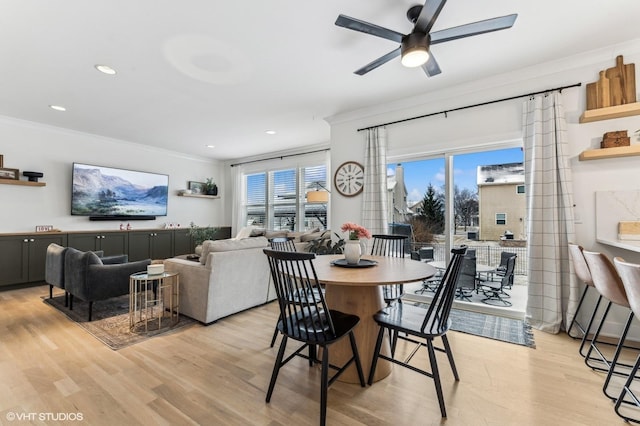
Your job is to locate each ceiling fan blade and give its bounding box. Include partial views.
[335,14,404,43]
[414,0,447,33]
[422,53,441,77]
[354,47,401,75]
[430,14,517,45]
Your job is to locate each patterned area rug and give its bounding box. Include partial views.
[413,302,536,348]
[43,294,198,350]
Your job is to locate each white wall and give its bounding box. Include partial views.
[328,38,640,336]
[0,116,228,233]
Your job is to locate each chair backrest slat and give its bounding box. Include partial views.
[422,246,467,334]
[371,234,407,258]
[264,249,335,341]
[270,237,297,252]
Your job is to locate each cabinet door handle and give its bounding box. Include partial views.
[30,238,35,242]
[96,235,101,239]
[23,239,29,243]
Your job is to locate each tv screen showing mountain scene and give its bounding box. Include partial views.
[71,163,169,217]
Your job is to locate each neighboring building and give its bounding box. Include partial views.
[387,164,411,224]
[477,162,526,241]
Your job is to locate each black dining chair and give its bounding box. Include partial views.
[269,236,297,252]
[263,249,365,426]
[267,236,305,348]
[371,234,407,306]
[368,246,467,418]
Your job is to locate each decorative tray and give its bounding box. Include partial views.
[330,258,378,268]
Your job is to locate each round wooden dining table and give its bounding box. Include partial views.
[313,254,437,383]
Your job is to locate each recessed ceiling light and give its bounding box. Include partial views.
[206,145,215,149]
[95,64,117,75]
[265,130,276,135]
[49,105,66,111]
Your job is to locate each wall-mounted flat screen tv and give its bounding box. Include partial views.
[71,163,169,219]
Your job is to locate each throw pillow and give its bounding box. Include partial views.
[250,228,266,237]
[234,225,259,240]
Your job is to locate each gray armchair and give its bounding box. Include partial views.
[45,243,69,305]
[64,247,151,321]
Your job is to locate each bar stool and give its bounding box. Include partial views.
[582,250,635,400]
[613,257,640,423]
[567,243,603,357]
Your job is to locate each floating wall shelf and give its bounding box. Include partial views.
[177,193,219,199]
[579,102,640,123]
[579,144,640,161]
[0,180,46,187]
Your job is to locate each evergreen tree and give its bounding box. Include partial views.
[419,183,444,234]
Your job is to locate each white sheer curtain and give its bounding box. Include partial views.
[230,164,244,237]
[361,128,389,241]
[523,92,578,333]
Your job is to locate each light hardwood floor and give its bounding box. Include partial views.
[0,284,629,425]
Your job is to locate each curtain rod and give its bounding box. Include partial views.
[230,148,329,167]
[357,82,582,132]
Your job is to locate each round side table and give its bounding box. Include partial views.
[129,271,179,333]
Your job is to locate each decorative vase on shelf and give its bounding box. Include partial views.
[344,239,364,264]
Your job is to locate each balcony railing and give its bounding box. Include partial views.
[412,242,528,276]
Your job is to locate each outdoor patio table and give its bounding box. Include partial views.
[428,260,496,282]
[313,254,436,383]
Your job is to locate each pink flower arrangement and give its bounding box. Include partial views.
[341,222,371,240]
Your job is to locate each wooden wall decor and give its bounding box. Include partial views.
[586,55,636,110]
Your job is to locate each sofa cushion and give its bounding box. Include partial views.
[200,236,269,264]
[264,230,288,239]
[287,228,321,242]
[300,229,331,242]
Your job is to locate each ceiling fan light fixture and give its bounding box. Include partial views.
[401,32,430,68]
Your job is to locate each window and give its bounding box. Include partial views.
[242,163,327,231]
[516,185,525,194]
[496,213,507,225]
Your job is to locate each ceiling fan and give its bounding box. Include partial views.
[335,0,517,77]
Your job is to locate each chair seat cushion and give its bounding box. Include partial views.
[374,303,451,337]
[278,309,359,344]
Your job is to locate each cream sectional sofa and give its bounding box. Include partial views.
[164,236,274,324]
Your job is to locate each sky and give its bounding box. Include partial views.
[391,147,524,204]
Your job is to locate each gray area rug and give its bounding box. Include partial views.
[413,302,536,348]
[43,294,197,350]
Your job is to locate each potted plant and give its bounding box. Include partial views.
[307,232,345,255]
[203,178,218,196]
[188,222,220,254]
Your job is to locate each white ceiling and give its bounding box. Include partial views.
[1,1,639,160]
